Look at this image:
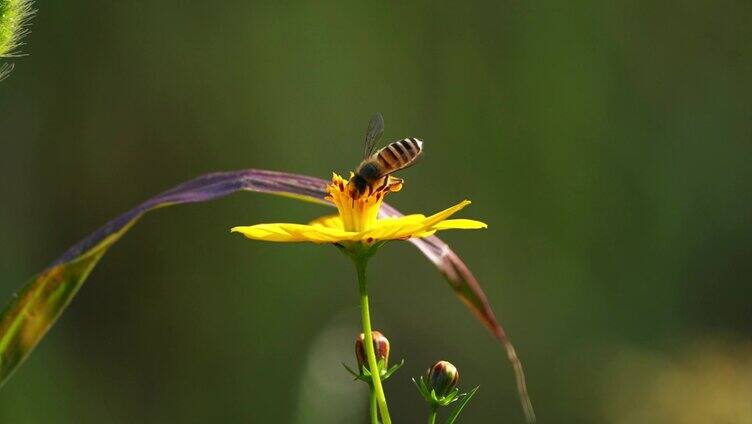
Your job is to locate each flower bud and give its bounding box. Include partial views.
[355,330,390,372]
[426,360,459,397]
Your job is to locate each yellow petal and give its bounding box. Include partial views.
[364,218,485,241]
[372,214,425,227]
[309,214,344,229]
[409,229,437,238]
[360,202,481,241]
[231,223,355,243]
[400,213,427,221]
[422,200,472,227]
[431,219,487,230]
[360,219,427,240]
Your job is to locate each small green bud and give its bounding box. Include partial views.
[426,360,459,397]
[355,330,390,373]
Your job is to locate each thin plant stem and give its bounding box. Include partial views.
[428,405,437,424]
[355,259,391,424]
[369,387,379,424]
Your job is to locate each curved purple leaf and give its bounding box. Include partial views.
[0,168,533,422]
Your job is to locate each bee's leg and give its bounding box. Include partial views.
[384,176,403,191]
[378,176,390,191]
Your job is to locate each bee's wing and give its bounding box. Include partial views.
[363,112,384,159]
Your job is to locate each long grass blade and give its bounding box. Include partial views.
[0,168,533,421]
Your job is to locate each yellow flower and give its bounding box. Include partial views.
[231,173,486,245]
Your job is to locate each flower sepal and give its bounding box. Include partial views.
[335,239,387,262]
[413,375,462,407]
[343,358,405,384]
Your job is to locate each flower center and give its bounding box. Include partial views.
[326,173,402,232]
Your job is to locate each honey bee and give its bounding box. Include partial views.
[348,113,424,198]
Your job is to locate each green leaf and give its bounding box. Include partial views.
[444,386,480,424]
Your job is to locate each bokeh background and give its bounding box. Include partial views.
[1,2,751,423]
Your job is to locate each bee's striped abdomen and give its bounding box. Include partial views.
[375,138,423,173]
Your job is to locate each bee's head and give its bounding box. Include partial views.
[347,174,368,199]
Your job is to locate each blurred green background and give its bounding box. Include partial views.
[1,1,751,423]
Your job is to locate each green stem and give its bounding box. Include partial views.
[355,259,391,424]
[369,386,379,424]
[428,405,437,424]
